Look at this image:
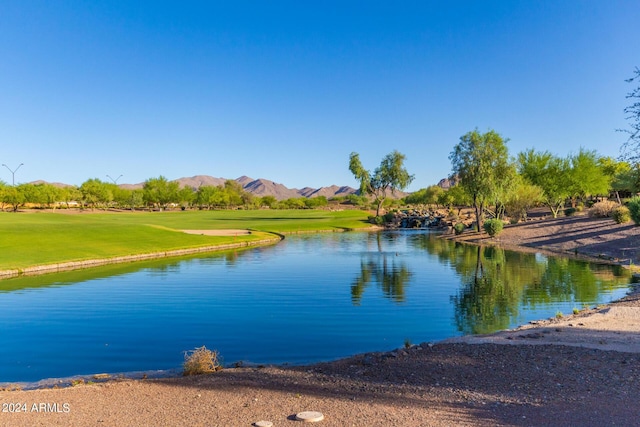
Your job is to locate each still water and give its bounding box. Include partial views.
[0,231,632,383]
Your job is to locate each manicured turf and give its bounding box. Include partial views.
[0,209,371,270]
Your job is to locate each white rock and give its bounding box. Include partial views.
[295,411,325,422]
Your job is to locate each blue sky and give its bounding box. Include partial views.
[1,1,638,191]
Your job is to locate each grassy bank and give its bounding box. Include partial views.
[0,209,371,271]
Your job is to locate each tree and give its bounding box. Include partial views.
[620,67,640,162]
[518,149,570,218]
[80,178,113,210]
[143,176,179,210]
[177,186,195,209]
[614,164,640,199]
[0,181,6,210]
[2,185,25,212]
[449,129,512,231]
[59,186,82,209]
[503,176,544,222]
[405,185,445,209]
[196,185,217,210]
[566,149,610,205]
[36,183,62,209]
[118,189,144,210]
[259,195,277,209]
[346,194,370,209]
[349,150,414,217]
[445,185,473,215]
[304,196,328,209]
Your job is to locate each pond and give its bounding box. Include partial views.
[0,230,632,383]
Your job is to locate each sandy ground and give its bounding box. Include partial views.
[2,214,640,426]
[181,229,252,236]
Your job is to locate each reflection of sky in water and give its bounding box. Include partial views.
[0,231,631,383]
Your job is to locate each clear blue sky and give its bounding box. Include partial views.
[1,1,638,191]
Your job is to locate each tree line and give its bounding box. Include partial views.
[354,139,637,231]
[446,131,635,231]
[0,176,335,212]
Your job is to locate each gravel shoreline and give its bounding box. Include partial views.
[2,215,639,426]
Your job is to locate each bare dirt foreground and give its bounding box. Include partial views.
[2,216,640,427]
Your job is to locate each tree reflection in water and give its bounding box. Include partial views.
[351,232,412,304]
[351,256,412,305]
[408,233,631,335]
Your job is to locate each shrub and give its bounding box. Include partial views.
[453,222,465,235]
[368,215,384,226]
[589,200,619,218]
[383,211,395,224]
[183,346,222,376]
[628,196,640,225]
[564,207,576,216]
[483,218,504,237]
[612,206,631,224]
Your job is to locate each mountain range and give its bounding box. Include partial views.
[119,175,359,201]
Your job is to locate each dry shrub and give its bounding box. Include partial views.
[183,346,222,376]
[589,200,619,218]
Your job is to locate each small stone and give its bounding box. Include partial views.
[254,421,273,427]
[295,411,325,422]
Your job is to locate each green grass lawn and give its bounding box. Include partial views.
[0,209,371,270]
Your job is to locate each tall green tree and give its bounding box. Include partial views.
[143,176,179,210]
[259,195,277,209]
[449,129,512,231]
[600,156,638,202]
[59,186,82,209]
[80,178,113,210]
[503,176,544,222]
[349,150,414,217]
[405,185,446,209]
[620,67,640,162]
[223,180,244,208]
[566,149,610,205]
[444,185,473,215]
[2,184,25,212]
[195,185,216,210]
[518,149,570,218]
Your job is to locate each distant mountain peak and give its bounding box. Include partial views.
[32,175,360,201]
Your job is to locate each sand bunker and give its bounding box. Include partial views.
[180,229,251,236]
[181,229,251,236]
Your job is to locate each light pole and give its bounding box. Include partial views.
[107,174,123,185]
[2,163,24,186]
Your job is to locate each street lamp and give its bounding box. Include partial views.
[107,174,123,185]
[2,163,24,186]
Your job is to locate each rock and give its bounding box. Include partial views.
[295,411,324,422]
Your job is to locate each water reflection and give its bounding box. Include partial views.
[0,247,255,293]
[351,257,412,305]
[408,233,631,334]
